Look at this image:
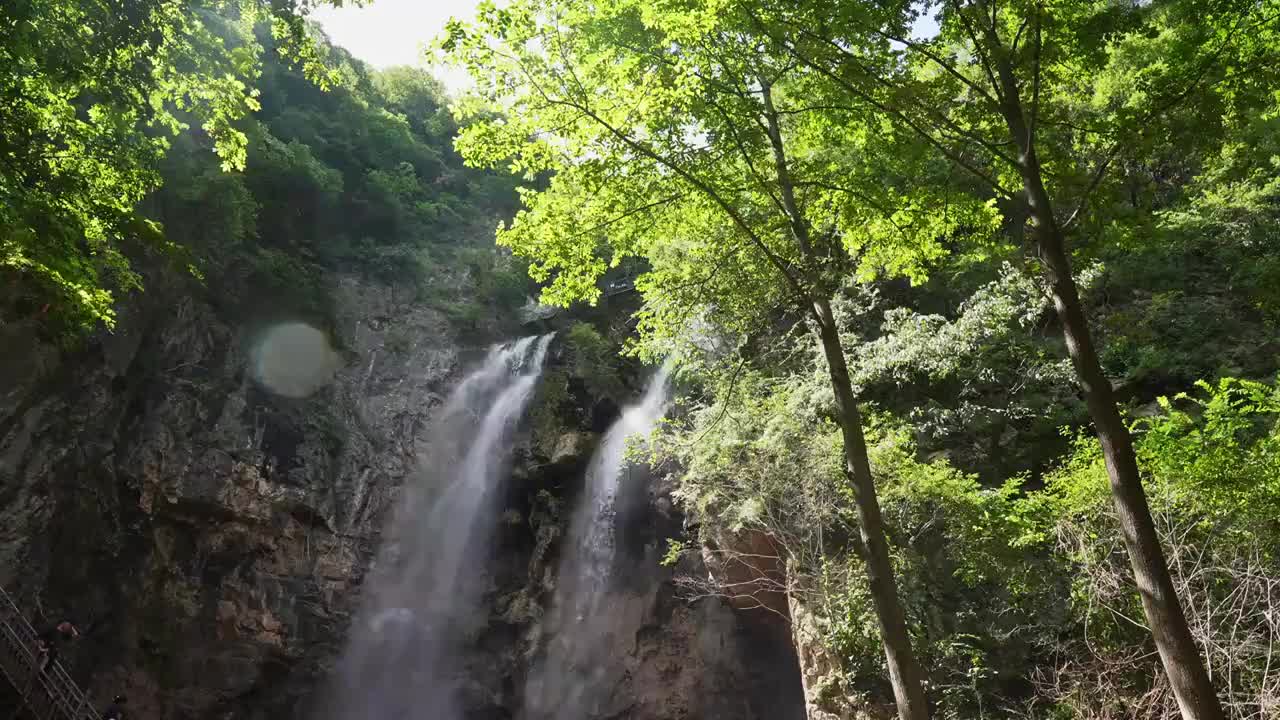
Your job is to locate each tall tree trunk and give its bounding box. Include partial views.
[757,78,928,719]
[982,21,1226,719]
[813,297,930,720]
[1035,221,1223,720]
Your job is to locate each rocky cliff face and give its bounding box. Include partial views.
[0,269,805,719]
[0,269,458,718]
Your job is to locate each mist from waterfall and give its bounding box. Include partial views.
[524,363,672,719]
[326,333,553,720]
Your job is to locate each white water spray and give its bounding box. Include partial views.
[326,334,553,720]
[524,363,672,719]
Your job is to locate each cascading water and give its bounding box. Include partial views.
[524,363,672,719]
[326,333,553,720]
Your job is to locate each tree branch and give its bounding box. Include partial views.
[1029,5,1042,145]
[509,52,816,311]
[703,86,788,217]
[874,28,1001,109]
[1060,143,1119,231]
[565,192,689,242]
[781,18,1022,170]
[950,0,1005,105]
[762,27,1017,200]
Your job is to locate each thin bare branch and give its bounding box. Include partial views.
[950,0,1005,105]
[873,28,1001,109]
[748,15,1017,200]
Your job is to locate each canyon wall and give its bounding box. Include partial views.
[0,268,804,719]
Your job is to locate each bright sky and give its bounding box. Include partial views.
[313,0,940,95]
[311,0,486,94]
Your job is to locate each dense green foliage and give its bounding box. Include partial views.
[9,0,1280,716]
[661,342,1280,717]
[2,4,530,339]
[150,28,528,329]
[2,1,528,337]
[445,0,1280,716]
[0,0,351,332]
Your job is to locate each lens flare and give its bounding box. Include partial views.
[251,322,341,398]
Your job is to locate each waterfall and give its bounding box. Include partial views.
[524,363,672,719]
[326,333,554,720]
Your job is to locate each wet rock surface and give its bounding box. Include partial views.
[0,272,456,718]
[0,273,805,719]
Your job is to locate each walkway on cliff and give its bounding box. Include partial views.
[0,587,99,720]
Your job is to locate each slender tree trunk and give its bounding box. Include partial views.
[981,21,1226,719]
[756,77,929,719]
[813,297,930,720]
[1035,220,1223,720]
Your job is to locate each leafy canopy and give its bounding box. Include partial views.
[1,0,352,333]
[443,0,998,363]
[150,35,527,331]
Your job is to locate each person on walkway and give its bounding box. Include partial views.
[101,694,127,720]
[35,619,79,671]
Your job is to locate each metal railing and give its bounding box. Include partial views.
[0,586,99,720]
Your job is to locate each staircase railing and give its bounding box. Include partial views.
[0,587,99,720]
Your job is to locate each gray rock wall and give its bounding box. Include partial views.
[0,269,804,720]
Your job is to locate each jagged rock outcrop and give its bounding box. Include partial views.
[788,597,895,720]
[0,271,459,718]
[0,270,807,719]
